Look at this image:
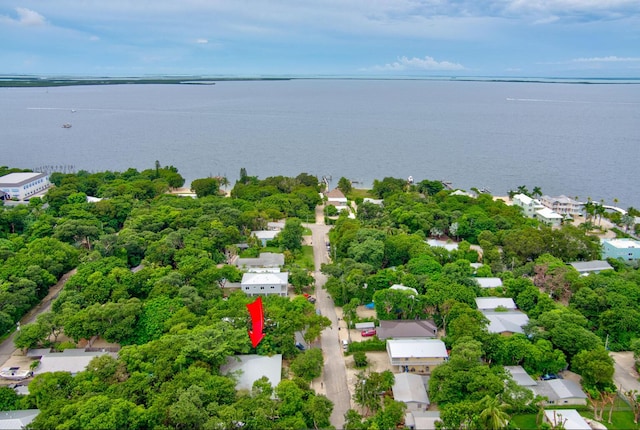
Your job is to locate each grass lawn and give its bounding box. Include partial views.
[510,414,538,429]
[295,246,315,271]
[348,188,374,200]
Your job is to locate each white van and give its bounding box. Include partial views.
[342,340,349,351]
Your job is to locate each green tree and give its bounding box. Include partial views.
[289,348,324,382]
[571,348,615,391]
[337,177,353,195]
[190,177,220,198]
[280,218,304,252]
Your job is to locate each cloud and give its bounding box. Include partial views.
[372,56,465,71]
[195,38,208,44]
[12,7,47,26]
[571,56,640,62]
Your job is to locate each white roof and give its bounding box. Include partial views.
[390,284,419,295]
[34,349,116,375]
[392,373,429,405]
[387,339,448,359]
[544,410,590,430]
[251,230,280,240]
[474,277,503,288]
[603,238,640,249]
[0,172,44,184]
[482,311,529,334]
[405,411,441,430]
[514,193,534,205]
[220,354,282,392]
[0,410,40,430]
[475,297,516,310]
[426,239,458,251]
[536,207,563,219]
[241,272,288,285]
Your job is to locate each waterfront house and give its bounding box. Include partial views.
[240,272,289,297]
[0,172,50,201]
[512,193,545,218]
[535,207,564,227]
[386,339,448,374]
[540,195,583,216]
[601,238,640,262]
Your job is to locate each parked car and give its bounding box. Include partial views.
[295,342,306,351]
[361,329,377,337]
[541,373,561,380]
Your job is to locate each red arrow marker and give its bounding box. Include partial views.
[246,297,265,348]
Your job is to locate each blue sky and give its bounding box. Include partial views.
[1,0,639,78]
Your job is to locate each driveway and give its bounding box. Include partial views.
[305,204,351,429]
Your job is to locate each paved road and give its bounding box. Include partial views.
[305,205,351,429]
[610,351,640,395]
[0,269,76,367]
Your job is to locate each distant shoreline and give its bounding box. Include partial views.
[1,75,639,88]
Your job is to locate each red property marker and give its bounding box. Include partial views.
[246,297,265,348]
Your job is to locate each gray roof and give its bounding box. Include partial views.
[569,260,614,273]
[0,410,39,430]
[220,354,282,392]
[405,411,441,430]
[534,379,587,402]
[251,230,280,240]
[0,172,47,187]
[378,320,438,340]
[505,366,538,386]
[482,310,529,334]
[387,339,448,359]
[392,373,429,405]
[235,252,285,268]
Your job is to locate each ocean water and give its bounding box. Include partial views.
[1,79,639,208]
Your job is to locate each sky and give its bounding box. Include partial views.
[1,0,639,78]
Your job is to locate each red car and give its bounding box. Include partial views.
[361,329,377,337]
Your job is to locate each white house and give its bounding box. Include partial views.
[392,373,430,411]
[534,379,588,407]
[386,339,448,374]
[405,411,441,430]
[27,349,117,376]
[536,207,564,227]
[512,193,545,218]
[426,239,458,251]
[241,272,289,297]
[325,188,348,205]
[0,172,50,201]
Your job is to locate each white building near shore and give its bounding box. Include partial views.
[0,172,50,201]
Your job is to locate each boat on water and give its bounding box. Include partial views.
[62,123,72,128]
[0,367,33,381]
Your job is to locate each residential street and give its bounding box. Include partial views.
[305,204,351,429]
[0,269,76,368]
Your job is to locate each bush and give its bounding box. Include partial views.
[353,351,368,368]
[347,338,386,354]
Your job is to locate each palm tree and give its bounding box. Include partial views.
[516,185,529,196]
[532,186,542,198]
[477,396,510,430]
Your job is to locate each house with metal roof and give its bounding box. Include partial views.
[377,320,438,340]
[505,366,537,387]
[569,260,614,276]
[544,409,590,429]
[475,297,517,311]
[425,239,458,251]
[534,379,587,406]
[405,411,441,430]
[386,339,448,374]
[482,311,529,335]
[540,195,583,216]
[536,207,564,227]
[27,349,117,376]
[220,354,282,394]
[235,252,285,270]
[241,272,289,297]
[473,277,503,289]
[0,409,40,429]
[392,373,429,411]
[250,230,280,246]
